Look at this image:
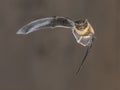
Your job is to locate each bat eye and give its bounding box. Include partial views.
[79,20,85,25]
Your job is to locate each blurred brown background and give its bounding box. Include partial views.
[0,0,120,90]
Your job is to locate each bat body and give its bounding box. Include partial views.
[16,16,95,74]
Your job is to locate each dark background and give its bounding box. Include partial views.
[0,0,119,90]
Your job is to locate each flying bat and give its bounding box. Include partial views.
[16,16,95,74]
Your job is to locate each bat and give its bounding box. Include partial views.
[16,16,95,74]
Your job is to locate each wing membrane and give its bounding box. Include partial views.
[16,16,75,34]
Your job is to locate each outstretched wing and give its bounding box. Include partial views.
[16,16,75,34]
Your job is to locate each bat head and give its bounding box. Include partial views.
[75,19,88,30]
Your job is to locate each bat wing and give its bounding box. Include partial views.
[16,16,75,34]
